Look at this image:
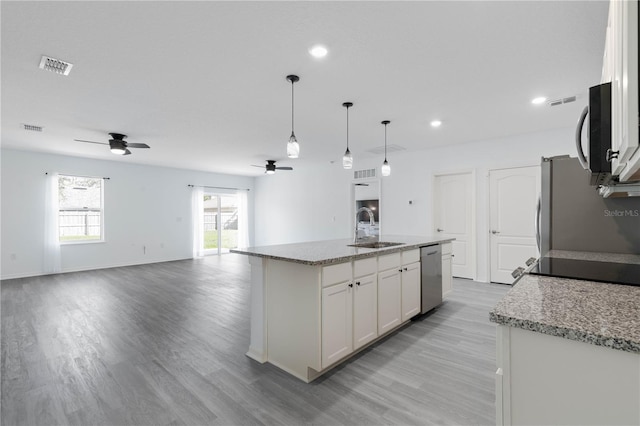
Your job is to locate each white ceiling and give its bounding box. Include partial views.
[1,1,609,176]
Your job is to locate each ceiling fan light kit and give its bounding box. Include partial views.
[381,120,391,177]
[75,132,150,156]
[342,102,353,170]
[286,74,300,159]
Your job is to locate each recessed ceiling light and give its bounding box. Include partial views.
[430,120,442,128]
[531,96,547,105]
[309,45,328,58]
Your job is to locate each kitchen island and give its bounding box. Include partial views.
[232,235,454,382]
[490,250,640,425]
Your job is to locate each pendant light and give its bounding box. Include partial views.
[381,120,391,176]
[286,74,300,159]
[342,102,353,169]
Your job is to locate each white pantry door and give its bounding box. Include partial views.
[489,166,540,284]
[433,172,475,280]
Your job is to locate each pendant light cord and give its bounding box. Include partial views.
[384,122,388,161]
[346,105,350,150]
[291,80,295,134]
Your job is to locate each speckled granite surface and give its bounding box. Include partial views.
[491,251,640,354]
[547,249,640,265]
[231,235,454,266]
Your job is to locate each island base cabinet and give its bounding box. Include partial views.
[400,261,420,322]
[377,268,402,335]
[442,242,453,298]
[497,325,640,425]
[353,273,378,350]
[321,282,353,368]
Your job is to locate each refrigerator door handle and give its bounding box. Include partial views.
[575,105,589,170]
[535,195,541,253]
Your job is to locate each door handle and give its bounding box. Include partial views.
[491,230,500,234]
[575,105,589,169]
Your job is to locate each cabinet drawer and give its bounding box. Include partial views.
[441,242,452,255]
[354,257,377,277]
[402,249,420,264]
[378,252,401,271]
[322,262,352,287]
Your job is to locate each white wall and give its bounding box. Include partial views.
[254,161,352,245]
[1,149,255,279]
[254,127,577,282]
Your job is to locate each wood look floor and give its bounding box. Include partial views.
[1,255,510,426]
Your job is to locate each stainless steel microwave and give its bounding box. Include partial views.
[576,82,612,186]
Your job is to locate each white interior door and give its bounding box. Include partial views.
[489,166,540,284]
[433,172,475,280]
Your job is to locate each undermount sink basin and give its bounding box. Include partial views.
[348,241,404,249]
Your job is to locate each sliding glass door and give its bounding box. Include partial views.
[203,193,239,254]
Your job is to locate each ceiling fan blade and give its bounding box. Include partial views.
[251,165,264,168]
[123,149,132,155]
[276,167,293,170]
[126,143,150,149]
[75,139,108,145]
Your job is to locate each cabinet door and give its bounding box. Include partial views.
[442,254,453,298]
[401,262,421,322]
[353,274,378,350]
[378,269,401,335]
[321,282,353,368]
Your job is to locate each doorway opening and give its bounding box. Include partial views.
[203,193,239,255]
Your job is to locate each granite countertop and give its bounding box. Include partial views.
[230,235,454,266]
[490,250,640,354]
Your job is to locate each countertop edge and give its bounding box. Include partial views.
[489,311,640,354]
[231,238,454,266]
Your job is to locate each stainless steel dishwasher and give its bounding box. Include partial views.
[420,244,443,314]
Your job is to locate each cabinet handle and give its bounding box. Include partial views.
[436,228,443,232]
[398,269,403,272]
[403,267,408,271]
[348,283,353,288]
[356,281,361,286]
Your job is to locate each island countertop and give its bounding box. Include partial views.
[230,235,454,266]
[490,250,640,354]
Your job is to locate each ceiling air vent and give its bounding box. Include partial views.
[39,55,73,76]
[548,95,577,107]
[366,144,406,155]
[22,123,43,132]
[354,168,376,179]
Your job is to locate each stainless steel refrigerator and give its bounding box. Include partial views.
[538,155,640,255]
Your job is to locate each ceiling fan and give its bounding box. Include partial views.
[75,133,150,155]
[251,160,293,175]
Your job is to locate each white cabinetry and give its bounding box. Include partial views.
[353,258,378,350]
[321,258,379,368]
[496,325,640,425]
[321,279,353,368]
[400,249,421,322]
[263,247,428,382]
[603,0,639,181]
[377,252,402,335]
[442,242,453,298]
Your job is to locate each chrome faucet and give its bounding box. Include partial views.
[354,206,376,243]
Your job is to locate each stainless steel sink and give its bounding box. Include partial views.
[348,241,404,249]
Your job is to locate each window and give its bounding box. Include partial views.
[58,175,103,243]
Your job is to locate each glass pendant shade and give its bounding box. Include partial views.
[342,102,354,169]
[381,159,391,176]
[381,120,391,176]
[342,148,353,169]
[286,75,300,159]
[287,132,300,159]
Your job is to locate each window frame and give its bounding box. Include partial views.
[58,174,105,245]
